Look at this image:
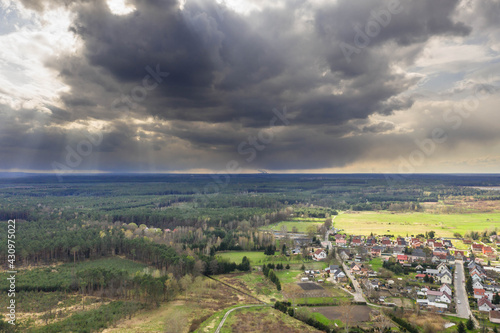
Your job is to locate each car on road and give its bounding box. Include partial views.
[457,300,461,304]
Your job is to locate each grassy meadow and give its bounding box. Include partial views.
[335,211,500,237]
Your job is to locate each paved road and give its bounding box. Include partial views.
[455,261,472,317]
[215,305,267,333]
[340,260,366,303]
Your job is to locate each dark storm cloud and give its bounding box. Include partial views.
[4,0,482,172]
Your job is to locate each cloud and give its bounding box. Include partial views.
[3,0,499,173]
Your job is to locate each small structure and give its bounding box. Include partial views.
[489,310,500,323]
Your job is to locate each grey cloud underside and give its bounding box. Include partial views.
[8,0,485,171]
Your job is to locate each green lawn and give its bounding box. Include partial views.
[335,211,500,237]
[216,251,327,270]
[275,270,302,284]
[368,257,383,272]
[310,311,343,328]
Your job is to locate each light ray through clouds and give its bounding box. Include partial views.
[0,0,500,174]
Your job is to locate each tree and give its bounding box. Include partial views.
[428,230,436,239]
[301,264,305,271]
[285,264,290,269]
[456,321,466,333]
[324,218,332,230]
[239,256,250,271]
[466,278,473,294]
[493,293,500,305]
[466,316,474,330]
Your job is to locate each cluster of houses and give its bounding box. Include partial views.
[325,264,347,282]
[467,261,500,314]
[415,262,454,284]
[471,242,497,258]
[416,284,454,312]
[329,234,462,264]
[299,265,348,284]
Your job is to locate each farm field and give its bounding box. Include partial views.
[335,211,500,237]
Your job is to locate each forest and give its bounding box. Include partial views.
[1,173,500,331]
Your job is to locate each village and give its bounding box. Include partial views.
[290,229,500,325]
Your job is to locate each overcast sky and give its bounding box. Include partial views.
[1,0,499,174]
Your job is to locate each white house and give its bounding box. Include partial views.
[439,272,453,285]
[437,263,450,274]
[479,297,496,312]
[472,274,483,283]
[313,249,327,261]
[473,281,484,290]
[440,284,452,296]
[438,292,452,304]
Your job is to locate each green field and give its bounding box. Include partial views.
[368,257,383,272]
[335,211,500,237]
[260,218,324,233]
[216,251,327,270]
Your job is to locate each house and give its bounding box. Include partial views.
[365,237,377,246]
[474,288,486,299]
[371,248,381,257]
[339,250,350,261]
[325,265,340,273]
[472,273,484,283]
[438,292,452,304]
[489,310,500,324]
[301,277,309,282]
[439,272,453,285]
[336,238,347,246]
[409,249,427,262]
[292,247,302,255]
[332,269,347,282]
[416,273,426,280]
[397,237,407,246]
[365,279,379,291]
[427,290,443,302]
[440,284,452,296]
[437,263,450,274]
[473,281,484,290]
[351,236,363,245]
[472,243,484,252]
[392,246,405,255]
[381,237,392,246]
[485,290,495,301]
[350,262,362,272]
[313,249,327,261]
[397,254,408,263]
[434,242,444,249]
[479,297,496,312]
[483,246,494,255]
[427,239,436,248]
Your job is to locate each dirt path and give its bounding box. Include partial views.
[214,304,269,333]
